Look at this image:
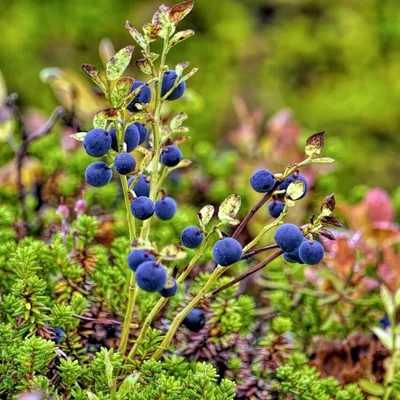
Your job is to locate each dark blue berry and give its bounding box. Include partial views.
[131,196,155,220]
[155,197,177,220]
[298,240,324,265]
[127,81,152,112]
[181,226,204,249]
[161,145,182,167]
[135,261,167,292]
[274,223,303,253]
[134,122,149,144]
[278,173,308,199]
[380,316,391,329]
[128,174,150,197]
[85,161,113,187]
[268,200,285,218]
[161,70,186,100]
[183,307,206,332]
[158,277,178,297]
[212,237,243,267]
[54,327,64,344]
[283,238,307,264]
[110,124,140,152]
[83,128,111,157]
[114,153,136,175]
[127,249,155,272]
[250,169,275,193]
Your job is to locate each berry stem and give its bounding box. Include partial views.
[241,243,279,260]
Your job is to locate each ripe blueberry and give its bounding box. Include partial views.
[298,240,324,265]
[250,169,275,193]
[181,226,204,249]
[128,174,150,197]
[183,307,206,332]
[155,196,177,220]
[158,277,178,297]
[110,124,140,152]
[85,161,113,187]
[127,81,152,112]
[274,223,303,253]
[161,145,182,167]
[278,173,308,199]
[114,153,136,175]
[161,70,186,100]
[283,238,307,264]
[83,128,111,157]
[268,200,285,218]
[212,237,243,267]
[134,122,149,144]
[135,261,167,292]
[127,249,155,272]
[131,196,155,220]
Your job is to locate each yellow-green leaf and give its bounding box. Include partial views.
[218,194,241,224]
[106,46,134,81]
[286,180,305,200]
[198,205,214,227]
[110,77,133,108]
[160,244,187,260]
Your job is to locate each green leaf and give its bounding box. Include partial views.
[93,108,118,129]
[169,30,195,48]
[311,157,335,164]
[106,46,134,81]
[125,21,147,50]
[170,112,188,130]
[160,244,187,260]
[139,149,155,174]
[136,58,153,75]
[198,205,214,228]
[169,1,194,24]
[218,194,241,225]
[372,327,392,351]
[285,198,296,208]
[81,63,108,94]
[358,380,384,396]
[117,374,140,398]
[381,285,394,318]
[395,288,400,308]
[110,77,133,108]
[286,180,305,200]
[104,349,114,388]
[175,61,190,76]
[305,131,325,158]
[70,131,87,141]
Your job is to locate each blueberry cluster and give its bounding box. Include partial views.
[274,224,324,265]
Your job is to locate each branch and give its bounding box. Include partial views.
[241,243,279,260]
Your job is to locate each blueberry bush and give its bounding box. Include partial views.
[1,1,400,399]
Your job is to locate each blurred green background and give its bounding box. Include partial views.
[1,0,400,195]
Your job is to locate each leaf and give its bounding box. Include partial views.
[99,38,115,67]
[81,64,107,93]
[104,349,114,388]
[152,4,174,39]
[160,244,187,260]
[286,180,305,200]
[395,288,400,308]
[142,23,160,42]
[124,81,147,108]
[170,112,188,130]
[169,1,194,24]
[70,131,87,141]
[381,285,394,318]
[181,68,198,82]
[319,228,335,241]
[320,193,335,217]
[321,215,342,227]
[198,205,214,227]
[305,131,325,158]
[358,380,385,396]
[110,77,133,108]
[139,149,155,173]
[372,327,392,351]
[173,136,190,146]
[175,61,190,76]
[136,58,153,75]
[0,69,7,99]
[169,30,195,48]
[125,21,147,50]
[311,157,335,164]
[169,159,192,171]
[93,108,118,129]
[285,198,296,208]
[218,194,241,225]
[118,374,140,398]
[106,46,134,81]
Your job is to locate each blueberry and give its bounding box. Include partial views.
[274,223,303,253]
[127,81,152,112]
[128,174,150,197]
[268,200,285,218]
[127,249,155,272]
[83,128,111,157]
[250,169,275,193]
[183,307,206,332]
[110,124,140,152]
[380,316,391,329]
[135,261,167,292]
[212,237,243,267]
[114,153,136,175]
[283,238,307,264]
[181,226,204,249]
[134,122,149,144]
[278,173,308,199]
[161,70,186,100]
[54,327,64,344]
[131,196,155,220]
[155,197,177,220]
[298,240,324,265]
[161,145,182,167]
[158,277,178,297]
[85,161,113,187]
